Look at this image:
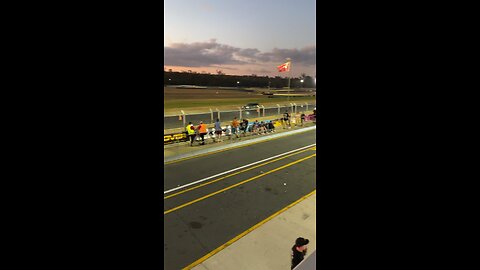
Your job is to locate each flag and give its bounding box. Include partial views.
[277,61,290,72]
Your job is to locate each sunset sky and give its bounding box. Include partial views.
[164,0,316,77]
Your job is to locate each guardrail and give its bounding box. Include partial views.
[164,103,316,130]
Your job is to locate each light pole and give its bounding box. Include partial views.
[300,79,304,89]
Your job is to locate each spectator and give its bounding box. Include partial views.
[197,121,208,145]
[283,110,291,129]
[242,119,249,136]
[301,113,306,127]
[259,121,267,134]
[214,118,223,142]
[185,121,196,146]
[257,121,263,135]
[291,237,309,269]
[291,113,297,127]
[224,124,231,139]
[239,119,245,135]
[270,120,276,132]
[231,117,240,139]
[313,107,316,124]
[252,120,259,135]
[267,121,275,132]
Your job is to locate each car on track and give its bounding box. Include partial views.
[242,103,260,109]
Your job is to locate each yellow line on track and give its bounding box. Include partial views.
[182,189,317,270]
[164,128,315,165]
[164,147,315,200]
[164,153,316,215]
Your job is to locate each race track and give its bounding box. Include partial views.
[163,129,317,269]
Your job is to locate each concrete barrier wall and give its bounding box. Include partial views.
[293,250,316,270]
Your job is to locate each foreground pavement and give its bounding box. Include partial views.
[188,192,316,270]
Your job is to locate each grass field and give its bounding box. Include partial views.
[164,87,316,114]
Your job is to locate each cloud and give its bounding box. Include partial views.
[164,40,316,67]
[258,46,316,66]
[164,39,244,67]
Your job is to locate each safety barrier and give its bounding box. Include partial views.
[164,103,316,130]
[164,115,315,145]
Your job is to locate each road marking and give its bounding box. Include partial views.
[182,189,317,270]
[164,153,316,215]
[164,127,316,165]
[164,146,315,199]
[164,144,316,195]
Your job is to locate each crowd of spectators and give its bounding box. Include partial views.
[186,109,315,146]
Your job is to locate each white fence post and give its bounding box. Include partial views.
[262,105,265,117]
[181,110,186,127]
[216,108,220,121]
[277,104,280,115]
[238,107,242,119]
[305,102,309,112]
[210,108,213,124]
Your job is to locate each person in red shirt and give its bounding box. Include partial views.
[231,117,240,139]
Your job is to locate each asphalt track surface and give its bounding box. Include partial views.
[164,103,316,130]
[163,129,316,269]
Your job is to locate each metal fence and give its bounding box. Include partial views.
[164,102,316,130]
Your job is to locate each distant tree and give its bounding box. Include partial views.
[163,71,292,88]
[304,76,314,88]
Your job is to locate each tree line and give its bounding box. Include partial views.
[164,71,315,88]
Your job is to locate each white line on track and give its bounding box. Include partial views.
[164,143,316,194]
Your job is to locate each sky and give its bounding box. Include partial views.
[164,0,316,77]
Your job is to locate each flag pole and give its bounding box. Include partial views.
[286,58,291,102]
